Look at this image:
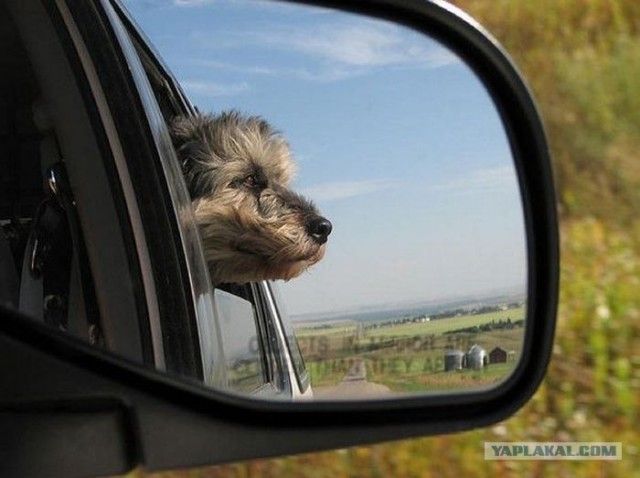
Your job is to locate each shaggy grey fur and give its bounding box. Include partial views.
[171,111,331,285]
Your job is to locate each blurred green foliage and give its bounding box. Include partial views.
[137,0,640,476]
[455,0,640,224]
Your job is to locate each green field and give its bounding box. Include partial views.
[361,328,522,392]
[294,307,525,393]
[364,308,523,338]
[371,362,515,392]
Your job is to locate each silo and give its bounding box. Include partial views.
[444,350,465,371]
[466,344,487,370]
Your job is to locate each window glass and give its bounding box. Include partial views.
[214,289,266,394]
[269,283,310,392]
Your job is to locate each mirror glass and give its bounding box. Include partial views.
[124,0,526,400]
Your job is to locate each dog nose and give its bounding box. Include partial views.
[306,216,332,244]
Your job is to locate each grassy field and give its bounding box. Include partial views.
[369,359,514,392]
[362,326,522,392]
[295,308,524,346]
[364,308,523,337]
[133,0,640,476]
[295,307,524,393]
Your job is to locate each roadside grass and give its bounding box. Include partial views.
[305,359,353,388]
[368,362,513,392]
[451,0,640,227]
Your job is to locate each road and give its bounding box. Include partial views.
[313,358,392,399]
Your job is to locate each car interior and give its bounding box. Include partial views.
[0,4,82,333]
[0,1,151,363]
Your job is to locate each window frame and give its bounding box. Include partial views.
[3,0,160,363]
[55,0,207,378]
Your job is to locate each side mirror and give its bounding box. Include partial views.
[0,0,558,475]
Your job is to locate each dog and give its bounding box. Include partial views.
[170,110,332,285]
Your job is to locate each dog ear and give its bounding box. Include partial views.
[170,114,215,199]
[170,115,202,150]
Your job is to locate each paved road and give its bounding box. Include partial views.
[343,358,367,381]
[313,358,392,399]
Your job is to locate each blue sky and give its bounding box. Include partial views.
[123,0,527,316]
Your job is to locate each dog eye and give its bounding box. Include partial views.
[243,175,257,189]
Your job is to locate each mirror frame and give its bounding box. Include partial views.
[0,0,558,474]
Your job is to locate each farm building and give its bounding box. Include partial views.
[489,346,507,364]
[444,350,465,371]
[466,344,487,369]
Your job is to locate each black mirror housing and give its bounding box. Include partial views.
[0,0,558,475]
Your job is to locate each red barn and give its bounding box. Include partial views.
[489,346,508,364]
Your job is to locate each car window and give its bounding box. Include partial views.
[268,282,311,393]
[114,1,194,122]
[213,289,267,394]
[214,283,288,396]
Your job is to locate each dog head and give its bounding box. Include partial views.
[171,111,332,284]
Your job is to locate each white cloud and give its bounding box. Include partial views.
[300,179,400,202]
[122,0,218,9]
[433,166,519,196]
[190,58,362,82]
[181,80,250,97]
[189,20,460,81]
[190,59,279,76]
[173,0,216,6]
[278,23,456,68]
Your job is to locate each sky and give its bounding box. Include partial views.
[122,0,527,317]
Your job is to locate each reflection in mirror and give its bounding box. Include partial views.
[124,0,526,400]
[214,289,265,394]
